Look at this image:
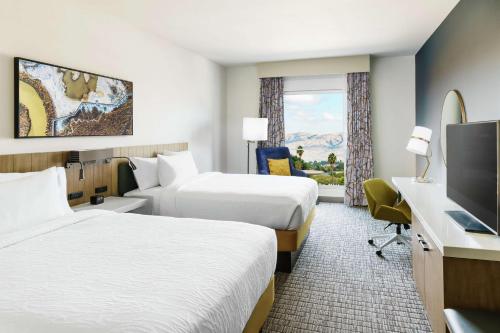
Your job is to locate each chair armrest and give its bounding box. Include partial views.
[257,169,270,175]
[394,200,411,222]
[291,168,307,177]
[375,205,410,224]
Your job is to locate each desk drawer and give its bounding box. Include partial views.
[411,214,426,299]
[412,214,445,333]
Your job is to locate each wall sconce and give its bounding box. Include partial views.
[105,157,137,170]
[67,151,85,181]
[66,149,137,181]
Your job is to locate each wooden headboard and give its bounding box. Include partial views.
[0,143,187,206]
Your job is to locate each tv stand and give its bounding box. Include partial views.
[392,177,500,333]
[445,211,495,234]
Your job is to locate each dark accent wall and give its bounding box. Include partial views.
[416,0,500,182]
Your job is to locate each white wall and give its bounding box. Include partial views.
[225,65,260,173]
[0,0,225,172]
[371,56,416,183]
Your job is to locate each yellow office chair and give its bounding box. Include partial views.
[363,178,412,256]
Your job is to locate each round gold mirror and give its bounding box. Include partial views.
[440,90,466,165]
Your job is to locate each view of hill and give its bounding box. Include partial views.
[285,132,345,162]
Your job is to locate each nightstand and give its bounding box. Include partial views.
[72,196,148,213]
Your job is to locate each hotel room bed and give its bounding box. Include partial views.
[123,169,318,272]
[125,172,317,230]
[0,209,276,332]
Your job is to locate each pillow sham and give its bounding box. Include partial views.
[129,157,159,191]
[0,167,71,235]
[157,152,198,187]
[0,167,72,214]
[268,158,292,176]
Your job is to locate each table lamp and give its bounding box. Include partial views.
[242,117,268,174]
[406,126,433,183]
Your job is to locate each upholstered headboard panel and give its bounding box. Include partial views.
[118,162,137,196]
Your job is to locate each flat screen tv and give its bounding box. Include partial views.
[14,57,133,138]
[447,121,499,235]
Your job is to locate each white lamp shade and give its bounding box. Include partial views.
[242,117,268,141]
[406,138,429,156]
[411,126,432,141]
[406,126,432,156]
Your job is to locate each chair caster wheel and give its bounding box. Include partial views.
[368,239,374,245]
[376,250,382,256]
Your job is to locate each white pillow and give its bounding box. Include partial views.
[157,152,198,187]
[0,167,71,235]
[0,167,72,215]
[129,157,160,191]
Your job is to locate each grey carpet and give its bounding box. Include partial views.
[262,203,431,333]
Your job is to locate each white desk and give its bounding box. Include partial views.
[392,177,500,333]
[392,177,500,261]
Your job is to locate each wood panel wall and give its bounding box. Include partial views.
[0,143,188,206]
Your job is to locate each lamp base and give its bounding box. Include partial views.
[412,176,433,183]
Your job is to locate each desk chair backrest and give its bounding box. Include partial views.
[363,178,398,217]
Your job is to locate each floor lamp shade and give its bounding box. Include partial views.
[243,117,268,141]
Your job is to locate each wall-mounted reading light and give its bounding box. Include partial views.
[66,151,85,181]
[104,157,137,170]
[66,149,138,181]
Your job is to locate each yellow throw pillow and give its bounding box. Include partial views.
[268,158,291,176]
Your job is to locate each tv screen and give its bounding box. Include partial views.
[14,57,133,138]
[447,121,499,234]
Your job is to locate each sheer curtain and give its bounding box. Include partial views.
[258,77,284,148]
[344,72,373,206]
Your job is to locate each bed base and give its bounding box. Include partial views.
[274,208,315,273]
[276,232,309,273]
[243,276,275,333]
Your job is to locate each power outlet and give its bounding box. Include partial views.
[95,185,108,194]
[68,191,84,200]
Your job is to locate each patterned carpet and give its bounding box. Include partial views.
[262,203,431,333]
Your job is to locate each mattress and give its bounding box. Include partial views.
[124,186,163,215]
[0,210,276,333]
[159,172,318,230]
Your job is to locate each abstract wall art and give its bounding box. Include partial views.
[14,57,133,138]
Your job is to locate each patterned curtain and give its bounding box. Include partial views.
[345,72,374,206]
[258,77,284,148]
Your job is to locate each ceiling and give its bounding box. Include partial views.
[85,0,459,65]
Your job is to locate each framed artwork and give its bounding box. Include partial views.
[14,57,133,138]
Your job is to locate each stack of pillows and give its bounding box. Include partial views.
[129,151,199,191]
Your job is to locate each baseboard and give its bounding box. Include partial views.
[319,196,344,203]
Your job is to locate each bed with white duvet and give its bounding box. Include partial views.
[157,172,317,230]
[0,167,276,333]
[125,152,318,230]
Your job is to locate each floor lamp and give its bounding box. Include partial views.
[406,126,433,183]
[242,117,268,174]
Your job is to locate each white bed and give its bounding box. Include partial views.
[0,209,276,332]
[126,172,318,230]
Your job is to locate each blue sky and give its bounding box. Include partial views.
[284,92,345,134]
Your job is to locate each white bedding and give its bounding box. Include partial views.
[158,172,318,230]
[0,210,276,333]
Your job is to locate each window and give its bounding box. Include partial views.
[283,76,346,196]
